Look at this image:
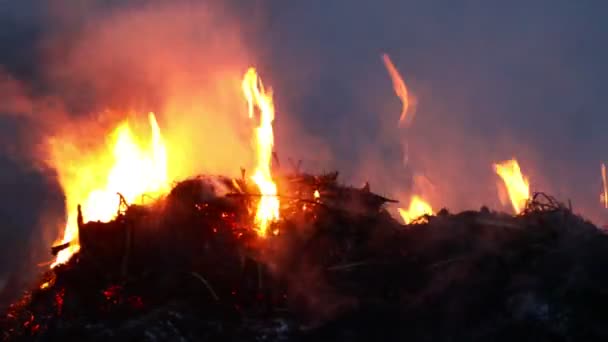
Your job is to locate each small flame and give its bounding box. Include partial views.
[382,53,412,126]
[242,68,279,237]
[398,195,434,224]
[602,163,608,209]
[314,190,320,199]
[493,159,530,214]
[52,113,168,267]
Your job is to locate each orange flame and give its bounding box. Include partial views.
[398,195,434,224]
[51,113,169,267]
[382,53,412,126]
[493,159,530,214]
[602,163,608,209]
[241,68,279,237]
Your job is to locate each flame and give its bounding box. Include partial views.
[382,53,412,125]
[314,190,320,199]
[602,163,608,209]
[493,159,530,214]
[398,195,433,224]
[51,113,168,267]
[241,68,279,237]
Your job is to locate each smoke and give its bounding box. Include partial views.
[1,0,608,305]
[0,0,285,301]
[256,0,608,224]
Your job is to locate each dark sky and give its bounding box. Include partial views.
[1,0,607,286]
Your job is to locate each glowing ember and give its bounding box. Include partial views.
[382,53,412,126]
[51,113,169,267]
[602,163,608,209]
[398,195,434,224]
[241,68,279,237]
[493,159,530,214]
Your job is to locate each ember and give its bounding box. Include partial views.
[54,289,64,316]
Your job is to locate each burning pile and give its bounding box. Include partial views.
[4,65,608,341]
[5,179,608,341]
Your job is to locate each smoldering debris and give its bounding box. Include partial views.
[3,174,608,341]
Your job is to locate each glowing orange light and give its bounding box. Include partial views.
[398,195,434,224]
[241,68,279,237]
[493,158,530,214]
[382,53,412,126]
[51,113,168,267]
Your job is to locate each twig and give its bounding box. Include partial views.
[475,218,522,230]
[429,256,468,269]
[257,262,263,292]
[524,192,567,214]
[327,260,375,271]
[51,241,72,256]
[226,192,320,205]
[117,192,129,215]
[121,222,132,278]
[287,158,302,174]
[189,272,220,301]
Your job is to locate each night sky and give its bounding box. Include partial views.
[1,0,607,290]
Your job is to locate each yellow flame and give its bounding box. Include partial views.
[382,53,411,125]
[314,190,320,199]
[52,113,169,267]
[602,163,608,209]
[493,159,530,214]
[398,195,434,224]
[241,68,279,237]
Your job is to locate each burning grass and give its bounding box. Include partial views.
[3,174,608,341]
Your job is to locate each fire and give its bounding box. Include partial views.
[398,195,434,224]
[493,159,530,214]
[52,113,168,267]
[602,163,608,209]
[382,53,412,126]
[314,190,320,199]
[241,68,279,237]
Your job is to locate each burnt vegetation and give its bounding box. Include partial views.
[3,173,608,341]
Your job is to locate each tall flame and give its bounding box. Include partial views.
[398,195,434,224]
[493,159,530,214]
[241,68,279,237]
[382,53,412,126]
[602,163,608,209]
[52,113,168,267]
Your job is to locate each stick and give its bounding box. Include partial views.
[121,222,132,278]
[190,272,220,301]
[327,260,374,271]
[51,241,72,256]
